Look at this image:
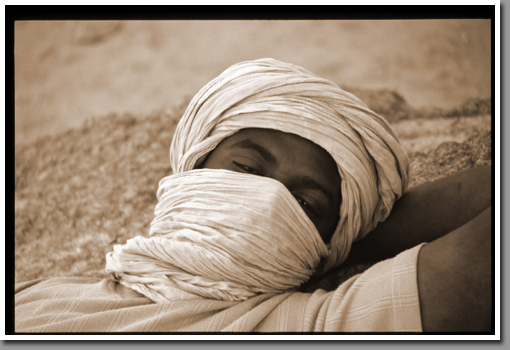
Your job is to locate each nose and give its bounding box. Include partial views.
[265,160,296,192]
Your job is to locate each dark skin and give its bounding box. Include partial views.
[199,127,492,332]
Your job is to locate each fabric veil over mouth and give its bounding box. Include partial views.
[106,169,328,302]
[169,58,409,273]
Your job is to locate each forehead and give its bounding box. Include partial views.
[220,127,330,156]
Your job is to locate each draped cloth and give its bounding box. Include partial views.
[16,245,423,332]
[106,58,409,302]
[106,169,328,302]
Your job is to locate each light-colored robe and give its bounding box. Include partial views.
[15,245,422,333]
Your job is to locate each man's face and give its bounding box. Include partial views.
[199,128,342,243]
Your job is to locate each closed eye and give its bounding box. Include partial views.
[232,161,261,176]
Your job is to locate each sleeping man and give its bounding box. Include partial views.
[15,58,492,333]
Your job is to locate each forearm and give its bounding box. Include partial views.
[346,165,492,264]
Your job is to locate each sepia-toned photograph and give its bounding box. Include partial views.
[11,7,497,336]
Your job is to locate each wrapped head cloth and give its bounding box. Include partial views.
[170,58,409,272]
[106,58,409,302]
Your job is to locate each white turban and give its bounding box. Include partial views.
[170,58,409,272]
[106,58,409,301]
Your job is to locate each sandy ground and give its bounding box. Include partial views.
[14,19,491,145]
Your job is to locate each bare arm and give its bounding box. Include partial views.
[418,206,492,331]
[301,165,491,293]
[344,165,492,265]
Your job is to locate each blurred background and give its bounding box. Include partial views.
[14,19,491,146]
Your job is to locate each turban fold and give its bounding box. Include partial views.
[106,58,409,301]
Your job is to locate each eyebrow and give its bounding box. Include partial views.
[229,139,277,164]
